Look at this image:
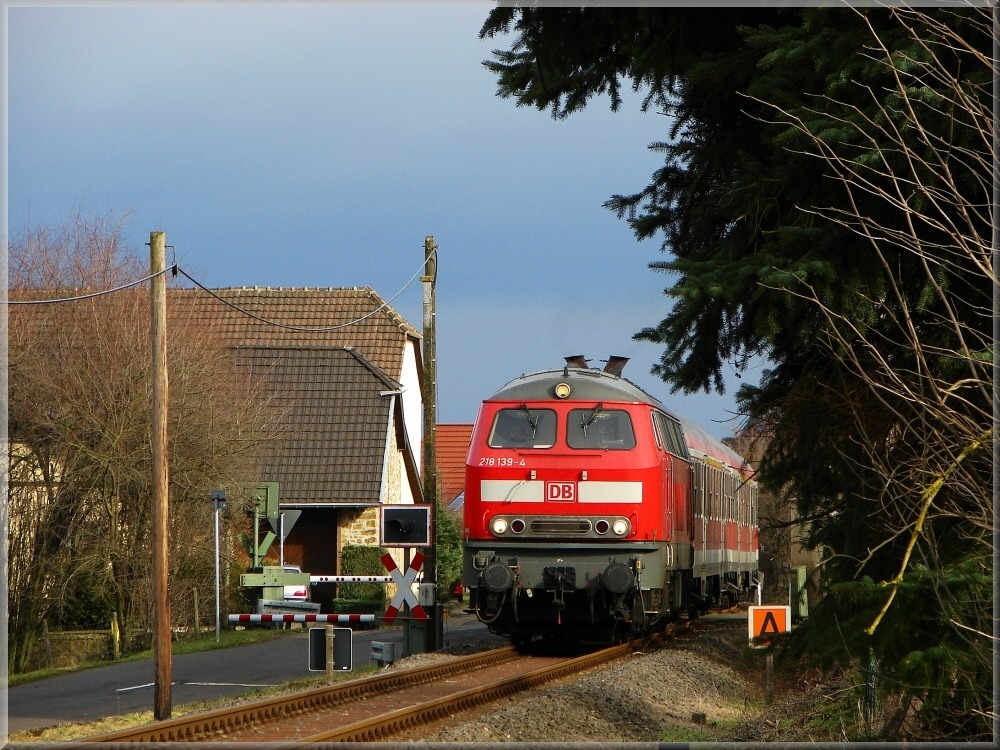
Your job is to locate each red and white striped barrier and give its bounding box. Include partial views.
[310,575,393,584]
[228,613,375,624]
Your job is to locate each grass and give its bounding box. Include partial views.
[660,721,743,743]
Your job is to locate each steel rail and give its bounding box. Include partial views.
[65,621,697,746]
[305,621,694,743]
[69,645,518,746]
[304,638,637,742]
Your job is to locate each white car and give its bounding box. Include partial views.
[282,566,309,601]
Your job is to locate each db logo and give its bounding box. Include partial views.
[546,481,577,502]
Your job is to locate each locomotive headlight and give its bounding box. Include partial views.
[554,382,572,399]
[612,519,630,536]
[491,517,508,535]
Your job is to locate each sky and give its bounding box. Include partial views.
[6,2,762,440]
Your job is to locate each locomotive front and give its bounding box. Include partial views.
[462,359,690,645]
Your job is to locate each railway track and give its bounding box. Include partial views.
[65,622,693,745]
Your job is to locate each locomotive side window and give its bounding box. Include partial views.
[566,408,636,449]
[650,412,664,451]
[488,407,557,448]
[670,420,690,460]
[652,411,689,459]
[652,412,667,452]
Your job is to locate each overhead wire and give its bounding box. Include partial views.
[6,247,437,333]
[5,266,176,304]
[174,246,433,332]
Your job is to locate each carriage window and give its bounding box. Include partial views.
[566,408,636,450]
[488,408,557,448]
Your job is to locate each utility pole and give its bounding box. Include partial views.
[421,236,439,652]
[150,231,172,719]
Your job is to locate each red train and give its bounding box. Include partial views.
[462,356,759,645]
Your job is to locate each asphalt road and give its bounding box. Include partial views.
[8,611,504,735]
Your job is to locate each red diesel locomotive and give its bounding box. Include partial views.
[462,356,759,644]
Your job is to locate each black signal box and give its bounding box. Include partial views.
[380,505,431,547]
[308,627,352,672]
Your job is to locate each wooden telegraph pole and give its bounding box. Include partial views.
[421,236,439,652]
[150,231,172,719]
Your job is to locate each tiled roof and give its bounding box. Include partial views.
[11,286,420,507]
[13,287,420,378]
[169,286,419,378]
[236,346,401,505]
[435,423,473,504]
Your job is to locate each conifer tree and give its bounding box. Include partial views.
[481,6,993,739]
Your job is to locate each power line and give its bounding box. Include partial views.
[6,248,438,334]
[174,248,432,332]
[5,266,176,304]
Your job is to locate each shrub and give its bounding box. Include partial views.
[338,544,387,605]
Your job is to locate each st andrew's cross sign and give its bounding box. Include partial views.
[381,551,429,624]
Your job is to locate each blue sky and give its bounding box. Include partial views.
[6,2,760,439]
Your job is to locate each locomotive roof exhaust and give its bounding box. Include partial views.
[603,355,629,377]
[563,355,629,377]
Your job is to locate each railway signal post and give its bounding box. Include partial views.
[748,605,791,703]
[748,605,790,647]
[381,505,434,655]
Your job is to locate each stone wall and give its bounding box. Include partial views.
[339,507,379,548]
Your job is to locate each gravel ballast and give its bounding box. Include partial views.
[391,616,768,743]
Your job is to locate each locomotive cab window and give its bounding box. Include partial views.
[488,407,557,448]
[566,407,636,450]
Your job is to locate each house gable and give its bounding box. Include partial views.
[170,284,425,480]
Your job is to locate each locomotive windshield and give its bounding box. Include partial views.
[567,408,636,450]
[488,408,557,448]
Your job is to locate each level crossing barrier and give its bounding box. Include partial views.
[228,613,375,624]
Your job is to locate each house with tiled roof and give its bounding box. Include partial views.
[435,424,473,522]
[170,287,424,609]
[171,286,422,450]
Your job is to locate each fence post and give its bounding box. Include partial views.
[42,619,54,668]
[326,625,334,682]
[111,612,121,660]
